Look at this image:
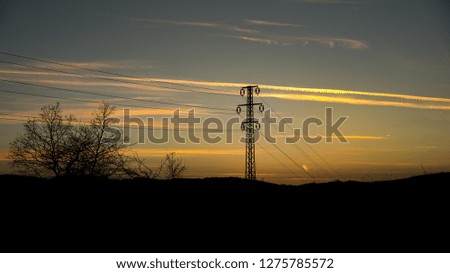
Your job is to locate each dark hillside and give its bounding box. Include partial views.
[1,173,449,253]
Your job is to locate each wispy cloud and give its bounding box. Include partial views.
[325,135,389,140]
[231,35,368,49]
[246,19,304,27]
[297,37,368,49]
[55,61,128,70]
[132,18,258,34]
[415,146,440,149]
[29,78,173,94]
[0,69,75,77]
[234,36,283,46]
[1,59,154,71]
[55,60,155,71]
[129,17,368,49]
[264,92,450,111]
[273,133,387,140]
[111,108,213,118]
[283,0,364,4]
[24,60,155,71]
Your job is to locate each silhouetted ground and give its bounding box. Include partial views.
[1,173,449,253]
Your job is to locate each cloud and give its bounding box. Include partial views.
[234,36,282,45]
[229,34,368,49]
[0,148,9,160]
[346,162,435,167]
[0,69,81,78]
[325,135,389,140]
[283,0,364,4]
[415,146,439,149]
[297,37,369,49]
[112,108,213,118]
[133,18,258,34]
[263,92,450,111]
[246,19,304,27]
[55,61,128,70]
[0,58,154,72]
[27,79,179,96]
[130,17,367,49]
[273,133,387,140]
[302,164,309,172]
[0,69,233,97]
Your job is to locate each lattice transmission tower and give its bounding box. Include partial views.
[236,86,264,180]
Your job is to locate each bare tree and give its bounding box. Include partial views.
[9,102,130,178]
[9,103,74,177]
[124,152,164,179]
[163,152,187,179]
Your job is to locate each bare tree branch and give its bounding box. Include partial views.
[163,152,187,179]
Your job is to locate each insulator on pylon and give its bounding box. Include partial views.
[236,106,241,114]
[240,88,245,96]
[241,123,246,131]
[255,87,260,95]
[255,123,260,130]
[259,104,264,112]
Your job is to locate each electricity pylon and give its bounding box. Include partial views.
[236,86,264,180]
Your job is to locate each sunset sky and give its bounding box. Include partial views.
[0,0,449,183]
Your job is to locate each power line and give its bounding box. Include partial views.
[256,109,332,178]
[259,130,313,178]
[0,53,235,97]
[0,98,241,132]
[0,88,151,109]
[0,87,241,133]
[0,51,229,92]
[258,95,341,178]
[0,78,229,112]
[0,88,228,115]
[0,58,234,97]
[256,141,300,178]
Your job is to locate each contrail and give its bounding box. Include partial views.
[2,69,449,106]
[264,93,450,111]
[259,85,450,104]
[137,78,450,104]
